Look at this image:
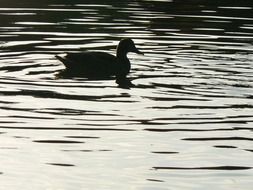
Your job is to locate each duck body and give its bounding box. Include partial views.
[56,38,142,82]
[56,52,122,79]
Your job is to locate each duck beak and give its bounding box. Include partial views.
[133,47,144,55]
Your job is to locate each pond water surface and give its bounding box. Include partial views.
[0,0,253,189]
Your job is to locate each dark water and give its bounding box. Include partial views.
[0,0,253,189]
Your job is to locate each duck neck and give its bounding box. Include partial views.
[116,46,128,60]
[116,46,131,79]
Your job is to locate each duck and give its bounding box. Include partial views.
[55,38,143,88]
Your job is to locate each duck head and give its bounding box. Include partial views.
[116,38,143,57]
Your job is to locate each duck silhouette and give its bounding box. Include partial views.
[55,38,143,88]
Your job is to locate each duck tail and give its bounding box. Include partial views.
[55,54,71,68]
[55,55,65,62]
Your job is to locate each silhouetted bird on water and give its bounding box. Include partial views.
[55,38,143,88]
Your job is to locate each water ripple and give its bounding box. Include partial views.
[0,1,253,189]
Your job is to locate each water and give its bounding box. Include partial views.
[0,0,252,189]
